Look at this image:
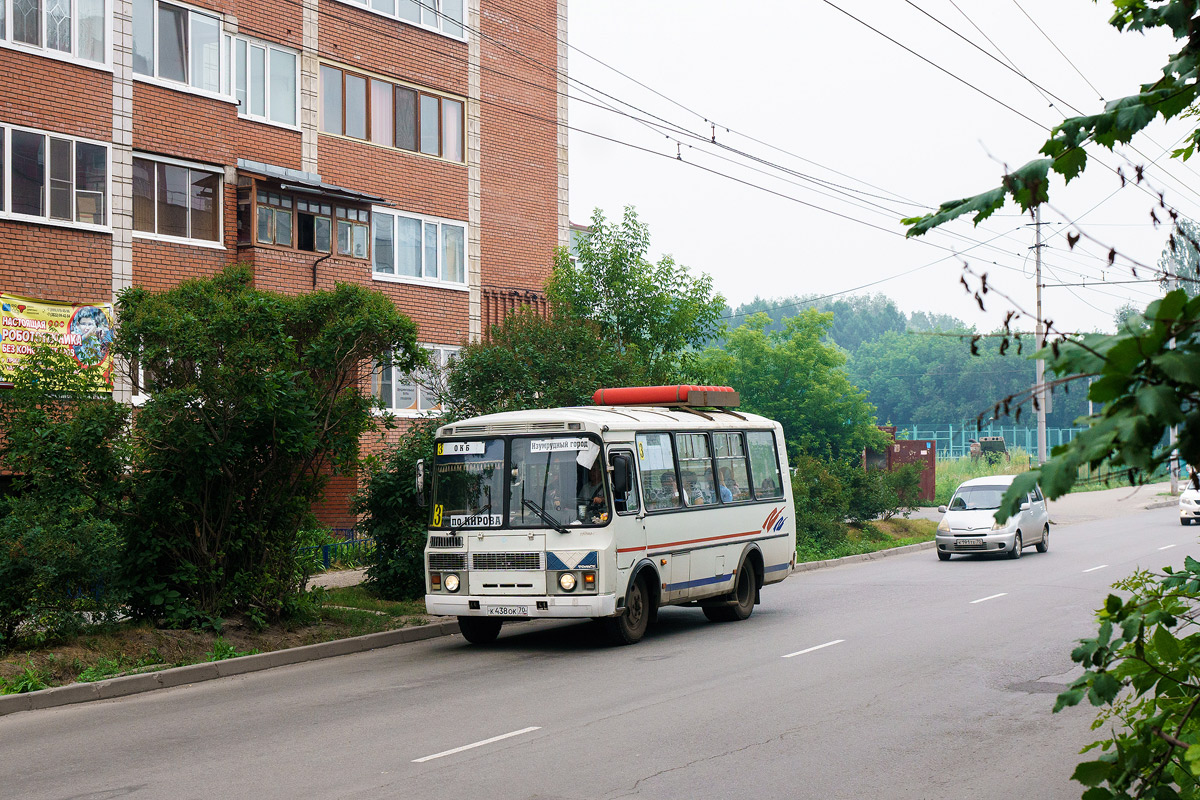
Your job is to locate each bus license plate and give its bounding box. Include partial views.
[486,605,528,617]
[957,539,983,547]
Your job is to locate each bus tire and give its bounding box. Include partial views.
[703,561,757,623]
[457,616,503,644]
[604,574,651,645]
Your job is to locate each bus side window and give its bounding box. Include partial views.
[714,432,751,502]
[637,432,681,511]
[610,451,639,515]
[677,432,716,506]
[747,431,783,499]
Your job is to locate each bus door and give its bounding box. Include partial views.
[609,448,644,570]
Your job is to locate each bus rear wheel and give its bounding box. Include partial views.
[703,562,756,622]
[604,575,650,645]
[457,616,503,644]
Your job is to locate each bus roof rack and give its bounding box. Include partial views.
[592,385,741,408]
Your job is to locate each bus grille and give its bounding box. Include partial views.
[429,553,467,571]
[429,536,463,549]
[472,552,542,571]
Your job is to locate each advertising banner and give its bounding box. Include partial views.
[0,294,115,391]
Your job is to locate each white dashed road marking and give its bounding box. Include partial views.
[1160,545,1177,551]
[782,639,845,659]
[413,727,541,763]
[1083,565,1108,573]
[970,593,1007,604]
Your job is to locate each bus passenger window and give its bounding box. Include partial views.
[677,433,716,507]
[748,431,784,499]
[637,433,681,511]
[714,432,751,502]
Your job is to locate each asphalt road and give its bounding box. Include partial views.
[3,507,1196,800]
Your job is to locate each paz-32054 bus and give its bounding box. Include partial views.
[421,385,796,645]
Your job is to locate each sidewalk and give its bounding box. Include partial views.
[307,568,368,591]
[907,481,1176,526]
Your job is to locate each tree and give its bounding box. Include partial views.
[726,293,909,353]
[548,206,725,383]
[446,308,633,416]
[114,266,420,627]
[694,311,886,461]
[848,329,1089,429]
[900,3,1200,796]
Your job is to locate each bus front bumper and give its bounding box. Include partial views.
[426,593,618,619]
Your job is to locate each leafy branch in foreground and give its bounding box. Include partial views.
[903,1,1200,240]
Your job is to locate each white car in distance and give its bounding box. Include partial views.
[935,475,1050,561]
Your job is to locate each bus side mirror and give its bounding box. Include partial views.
[612,455,632,495]
[415,459,427,508]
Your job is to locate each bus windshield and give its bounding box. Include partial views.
[509,435,610,528]
[431,438,505,528]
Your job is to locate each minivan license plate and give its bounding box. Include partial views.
[486,605,528,617]
[957,538,983,547]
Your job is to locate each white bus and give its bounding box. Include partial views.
[421,385,796,645]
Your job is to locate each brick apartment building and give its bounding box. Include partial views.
[0,0,568,525]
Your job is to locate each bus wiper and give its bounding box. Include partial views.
[450,503,491,535]
[522,498,567,534]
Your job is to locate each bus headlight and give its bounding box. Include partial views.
[444,573,461,592]
[558,572,577,592]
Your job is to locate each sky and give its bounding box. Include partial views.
[564,0,1199,335]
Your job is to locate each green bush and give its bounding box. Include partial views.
[115,266,420,627]
[0,344,129,651]
[354,418,441,601]
[791,454,851,553]
[0,514,124,650]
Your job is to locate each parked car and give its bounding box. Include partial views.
[1180,486,1200,525]
[935,475,1050,561]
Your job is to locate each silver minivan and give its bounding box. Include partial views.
[935,474,1050,561]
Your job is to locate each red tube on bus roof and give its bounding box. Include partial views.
[591,385,740,407]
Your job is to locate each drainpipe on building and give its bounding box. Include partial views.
[312,253,332,290]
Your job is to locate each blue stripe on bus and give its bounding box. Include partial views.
[764,562,790,573]
[665,573,733,591]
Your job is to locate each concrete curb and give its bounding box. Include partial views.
[2,541,944,716]
[0,620,461,718]
[792,540,936,572]
[1144,499,1178,511]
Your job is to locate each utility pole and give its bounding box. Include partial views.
[1170,269,1180,494]
[1033,206,1048,465]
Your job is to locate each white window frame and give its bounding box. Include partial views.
[334,0,465,42]
[0,122,112,233]
[374,344,460,416]
[226,34,300,130]
[371,207,468,289]
[0,0,112,69]
[131,152,225,249]
[132,0,231,103]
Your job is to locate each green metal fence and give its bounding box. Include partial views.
[895,423,1087,461]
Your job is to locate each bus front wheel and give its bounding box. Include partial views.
[703,563,757,623]
[604,575,651,645]
[458,616,503,644]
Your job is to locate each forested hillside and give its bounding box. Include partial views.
[720,293,1090,429]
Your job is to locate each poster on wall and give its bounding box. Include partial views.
[0,294,115,391]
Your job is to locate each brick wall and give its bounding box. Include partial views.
[0,0,563,525]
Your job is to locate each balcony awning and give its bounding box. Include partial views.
[236,159,388,205]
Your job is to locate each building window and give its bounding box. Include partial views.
[335,207,369,258]
[319,64,465,162]
[229,35,297,127]
[0,124,108,227]
[132,155,221,242]
[336,0,464,40]
[371,209,465,285]
[132,0,222,93]
[255,190,292,247]
[2,0,106,63]
[237,181,362,257]
[373,344,459,414]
